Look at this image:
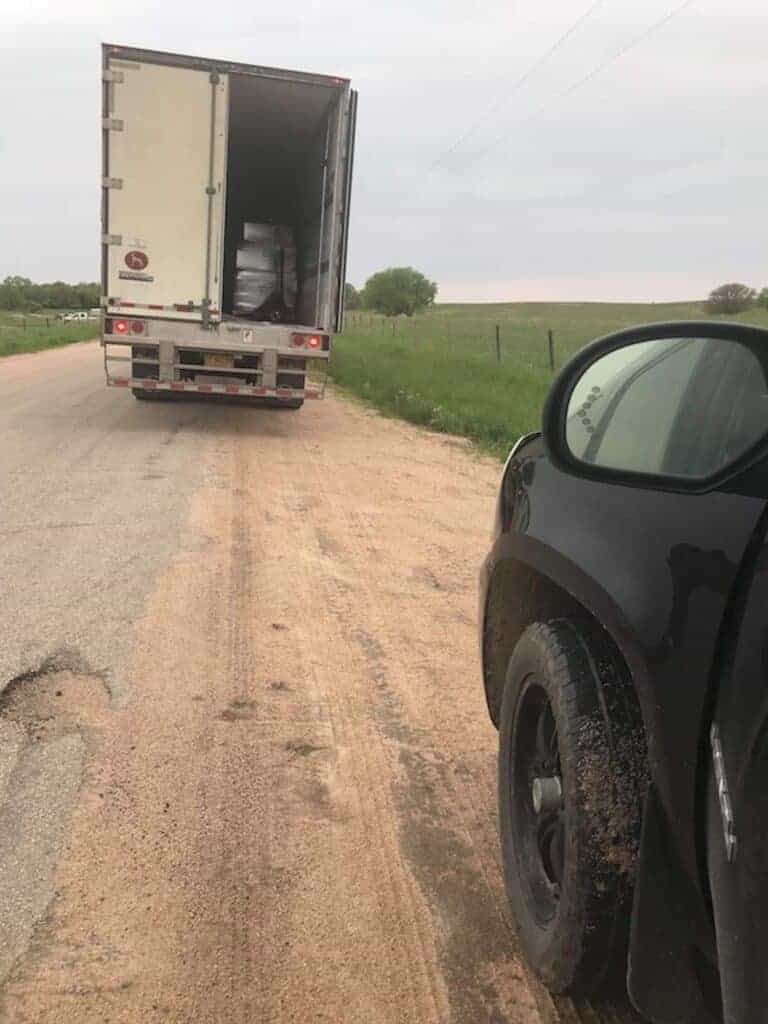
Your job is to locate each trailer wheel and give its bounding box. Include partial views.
[498,620,643,996]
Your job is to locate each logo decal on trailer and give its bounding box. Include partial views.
[119,270,154,282]
[125,250,149,271]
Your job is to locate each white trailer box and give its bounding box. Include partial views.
[100,43,357,405]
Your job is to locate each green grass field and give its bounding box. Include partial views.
[331,302,768,458]
[0,312,96,358]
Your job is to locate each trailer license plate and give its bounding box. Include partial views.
[205,354,233,369]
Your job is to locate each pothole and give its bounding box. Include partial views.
[0,650,112,991]
[1,649,111,745]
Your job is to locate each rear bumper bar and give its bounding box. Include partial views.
[108,377,323,399]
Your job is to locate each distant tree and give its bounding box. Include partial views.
[756,287,768,309]
[344,282,361,310]
[361,267,437,317]
[0,276,100,311]
[706,282,756,315]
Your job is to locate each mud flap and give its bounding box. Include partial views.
[627,786,705,1021]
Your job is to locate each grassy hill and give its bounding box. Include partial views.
[331,302,768,457]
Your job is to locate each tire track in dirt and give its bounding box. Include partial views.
[293,424,545,1024]
[239,421,451,1023]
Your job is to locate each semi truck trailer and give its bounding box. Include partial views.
[100,43,357,406]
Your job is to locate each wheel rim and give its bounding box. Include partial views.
[510,679,565,925]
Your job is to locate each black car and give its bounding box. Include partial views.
[479,321,768,1024]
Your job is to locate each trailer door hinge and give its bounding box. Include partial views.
[102,117,124,131]
[102,233,122,246]
[205,185,216,196]
[210,71,220,84]
[102,177,123,190]
[103,69,124,84]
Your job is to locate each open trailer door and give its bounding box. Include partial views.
[101,45,228,323]
[333,89,357,332]
[314,85,357,333]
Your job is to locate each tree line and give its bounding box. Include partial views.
[5,271,766,319]
[0,276,100,311]
[346,273,768,319]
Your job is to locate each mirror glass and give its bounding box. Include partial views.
[565,335,768,479]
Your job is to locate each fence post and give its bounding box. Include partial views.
[495,324,501,363]
[392,319,396,336]
[548,329,555,371]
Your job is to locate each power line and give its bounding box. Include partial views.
[456,0,697,171]
[429,0,606,171]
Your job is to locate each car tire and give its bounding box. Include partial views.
[498,619,644,996]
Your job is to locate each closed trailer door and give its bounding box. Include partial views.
[102,50,228,321]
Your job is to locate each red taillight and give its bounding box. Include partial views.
[113,319,129,335]
[291,333,324,349]
[131,320,146,334]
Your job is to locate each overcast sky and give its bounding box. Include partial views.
[2,0,767,302]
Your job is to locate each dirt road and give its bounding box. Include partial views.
[0,343,643,1023]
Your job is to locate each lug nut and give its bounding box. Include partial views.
[532,776,562,815]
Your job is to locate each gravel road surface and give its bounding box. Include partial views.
[0,342,645,1023]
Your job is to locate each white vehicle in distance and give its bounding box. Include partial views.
[63,311,89,321]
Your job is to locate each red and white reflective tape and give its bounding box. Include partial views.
[106,302,219,315]
[107,378,322,399]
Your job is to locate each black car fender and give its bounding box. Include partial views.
[481,442,767,1016]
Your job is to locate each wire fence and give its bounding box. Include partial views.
[341,300,745,376]
[0,313,98,331]
[344,311,562,372]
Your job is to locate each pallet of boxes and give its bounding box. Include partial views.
[233,222,298,322]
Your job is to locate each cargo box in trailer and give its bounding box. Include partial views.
[100,43,357,406]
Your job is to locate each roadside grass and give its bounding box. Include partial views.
[0,312,96,358]
[331,302,768,458]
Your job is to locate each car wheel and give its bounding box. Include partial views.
[498,620,643,996]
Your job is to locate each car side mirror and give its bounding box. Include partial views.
[542,321,768,493]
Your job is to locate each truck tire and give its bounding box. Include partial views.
[498,620,643,996]
[132,388,161,400]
